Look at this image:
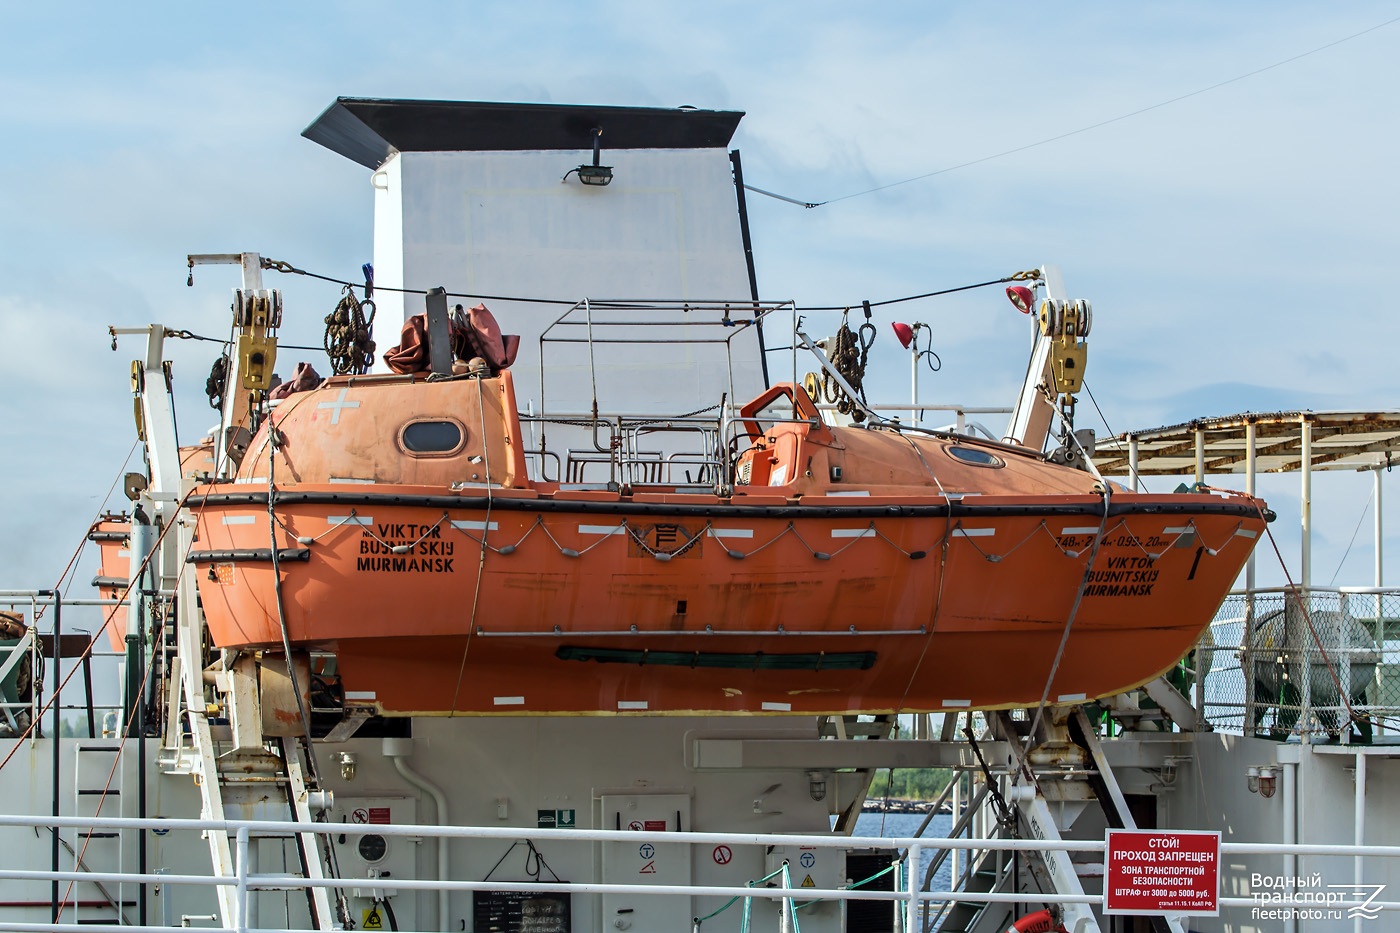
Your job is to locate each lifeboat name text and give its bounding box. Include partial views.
[355,525,456,573]
[1084,556,1158,597]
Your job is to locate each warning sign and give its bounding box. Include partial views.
[801,874,815,888]
[362,907,384,930]
[1105,829,1220,916]
[643,819,667,831]
[351,807,391,824]
[712,845,733,865]
[639,860,657,874]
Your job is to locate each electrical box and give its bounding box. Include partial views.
[765,844,845,895]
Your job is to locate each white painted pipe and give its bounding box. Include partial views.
[1283,759,1298,933]
[1301,419,1312,588]
[1355,753,1367,933]
[384,737,450,932]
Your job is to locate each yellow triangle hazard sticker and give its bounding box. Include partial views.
[363,907,384,930]
[802,874,815,888]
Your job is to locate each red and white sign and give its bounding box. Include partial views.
[1105,829,1219,916]
[712,845,733,865]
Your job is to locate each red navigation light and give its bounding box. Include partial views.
[1006,286,1035,314]
[891,322,914,349]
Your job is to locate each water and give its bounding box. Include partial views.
[849,811,956,896]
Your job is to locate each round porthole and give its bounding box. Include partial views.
[946,445,1003,468]
[358,833,388,863]
[401,420,465,454]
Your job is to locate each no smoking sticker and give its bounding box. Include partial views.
[712,845,733,865]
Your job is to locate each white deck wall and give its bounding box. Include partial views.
[372,148,765,421]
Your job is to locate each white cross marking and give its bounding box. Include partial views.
[317,388,360,424]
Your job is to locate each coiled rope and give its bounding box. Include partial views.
[323,287,376,376]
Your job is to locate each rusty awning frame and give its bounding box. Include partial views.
[1096,410,1400,589]
[1096,410,1400,478]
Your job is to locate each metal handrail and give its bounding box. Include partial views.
[4,813,1400,933]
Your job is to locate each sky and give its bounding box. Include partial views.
[1,2,1398,632]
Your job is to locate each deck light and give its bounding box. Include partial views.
[333,751,357,782]
[1006,285,1035,314]
[564,126,613,186]
[891,322,915,349]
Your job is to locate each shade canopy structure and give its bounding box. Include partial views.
[1097,410,1400,589]
[1096,411,1400,478]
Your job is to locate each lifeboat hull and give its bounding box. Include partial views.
[190,486,1264,715]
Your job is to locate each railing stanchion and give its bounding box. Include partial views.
[235,825,249,933]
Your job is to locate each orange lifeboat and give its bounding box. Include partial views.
[188,371,1268,717]
[87,514,131,652]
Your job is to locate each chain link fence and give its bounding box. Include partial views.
[1195,587,1400,740]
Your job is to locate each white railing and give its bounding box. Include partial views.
[3,814,1400,933]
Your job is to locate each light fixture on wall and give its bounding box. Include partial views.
[807,770,827,802]
[332,751,357,782]
[1246,765,1278,798]
[563,126,613,187]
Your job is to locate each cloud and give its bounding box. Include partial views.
[2,1,1398,592]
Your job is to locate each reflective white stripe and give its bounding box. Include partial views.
[451,520,499,532]
[826,490,870,497]
[493,696,525,706]
[328,477,375,484]
[953,528,996,537]
[761,702,792,712]
[1163,526,1193,535]
[1235,529,1259,539]
[328,515,374,526]
[221,516,257,525]
[1060,526,1099,535]
[345,691,377,701]
[117,550,131,558]
[831,528,876,538]
[232,476,268,485]
[1057,692,1088,703]
[617,701,649,710]
[707,528,754,539]
[942,699,972,708]
[578,524,626,536]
